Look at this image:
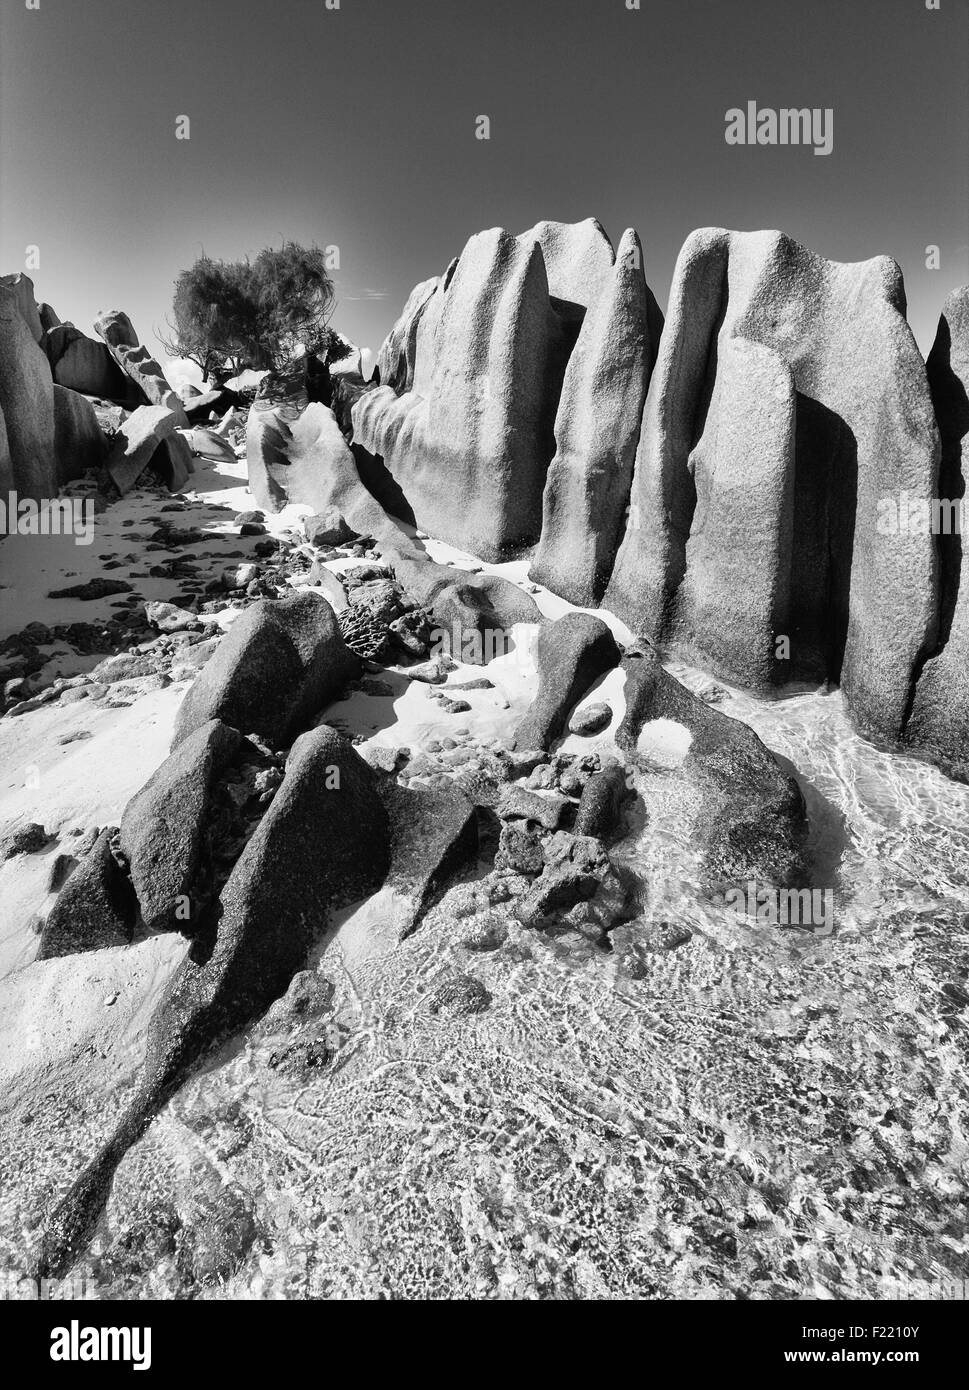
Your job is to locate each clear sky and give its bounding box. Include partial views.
[2,0,966,373]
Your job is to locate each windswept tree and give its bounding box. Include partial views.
[160,242,337,383]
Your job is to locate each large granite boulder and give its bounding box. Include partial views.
[0,272,44,343]
[172,590,357,750]
[376,275,442,393]
[52,385,108,482]
[603,229,940,742]
[94,310,188,425]
[352,225,559,559]
[143,724,390,1088]
[248,398,358,514]
[104,404,181,495]
[120,719,243,933]
[38,302,61,334]
[615,645,807,888]
[0,282,56,501]
[515,613,621,750]
[530,229,662,605]
[46,323,137,404]
[38,727,391,1278]
[905,287,969,780]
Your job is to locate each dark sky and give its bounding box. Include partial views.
[2,0,966,370]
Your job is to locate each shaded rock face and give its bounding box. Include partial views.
[515,613,621,750]
[352,225,564,560]
[376,275,442,393]
[0,283,56,501]
[530,229,664,605]
[183,386,240,425]
[0,273,44,343]
[104,404,180,495]
[52,386,107,482]
[615,647,807,888]
[173,591,357,750]
[353,218,667,566]
[46,323,138,405]
[574,761,632,840]
[906,288,969,779]
[120,719,243,933]
[36,729,391,1280]
[94,310,188,425]
[145,725,389,1089]
[603,229,940,742]
[37,830,137,960]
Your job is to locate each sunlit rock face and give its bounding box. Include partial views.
[604,228,940,744]
[353,218,661,564]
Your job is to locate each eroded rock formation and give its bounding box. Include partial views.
[603,229,940,743]
[905,288,969,779]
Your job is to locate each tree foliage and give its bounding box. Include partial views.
[160,242,337,380]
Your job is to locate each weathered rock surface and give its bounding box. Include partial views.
[37,727,390,1278]
[376,275,442,393]
[94,310,188,424]
[104,404,180,495]
[574,760,632,840]
[905,287,969,779]
[352,226,558,559]
[615,646,806,886]
[380,779,478,938]
[0,273,44,342]
[173,591,357,749]
[530,229,663,604]
[120,719,243,933]
[0,283,56,500]
[247,399,358,514]
[46,323,136,404]
[37,830,137,960]
[386,544,540,664]
[52,385,107,482]
[515,613,621,749]
[245,369,402,545]
[604,229,940,742]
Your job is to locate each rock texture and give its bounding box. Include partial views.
[46,323,137,404]
[173,591,357,749]
[615,646,806,886]
[37,830,137,960]
[94,310,188,424]
[905,287,969,779]
[376,275,442,393]
[352,226,559,559]
[515,613,621,749]
[0,273,44,343]
[247,399,358,515]
[120,719,243,933]
[386,543,540,664]
[530,229,663,604]
[38,727,390,1278]
[0,283,56,501]
[52,385,107,482]
[380,779,478,938]
[104,404,182,495]
[604,229,940,742]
